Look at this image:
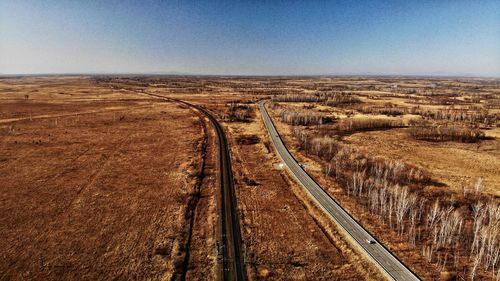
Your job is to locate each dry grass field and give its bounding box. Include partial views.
[1,76,499,280]
[0,77,216,280]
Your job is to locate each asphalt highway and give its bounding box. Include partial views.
[259,101,420,281]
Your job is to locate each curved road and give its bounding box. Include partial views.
[259,101,420,281]
[140,92,246,281]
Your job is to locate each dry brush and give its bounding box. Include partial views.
[291,128,499,280]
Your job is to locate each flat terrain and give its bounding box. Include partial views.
[261,77,499,280]
[345,128,500,195]
[1,76,499,281]
[225,110,374,280]
[0,78,215,280]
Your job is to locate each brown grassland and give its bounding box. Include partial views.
[0,77,217,280]
[1,75,499,280]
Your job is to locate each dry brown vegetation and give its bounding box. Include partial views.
[0,77,217,280]
[335,117,404,132]
[277,110,335,126]
[409,122,485,142]
[289,127,498,279]
[220,102,255,122]
[263,76,499,280]
[223,112,375,280]
[1,75,499,280]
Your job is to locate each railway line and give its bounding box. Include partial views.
[142,93,246,281]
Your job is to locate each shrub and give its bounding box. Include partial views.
[236,135,260,145]
[221,103,254,122]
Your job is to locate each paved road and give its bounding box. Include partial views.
[140,92,246,281]
[259,101,420,281]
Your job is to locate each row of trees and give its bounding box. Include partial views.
[291,128,499,280]
[485,99,500,110]
[277,110,335,126]
[416,108,498,126]
[273,94,323,103]
[335,118,405,132]
[323,93,361,106]
[272,92,361,107]
[409,123,485,143]
[358,106,406,116]
[407,96,470,106]
[358,104,498,126]
[293,128,429,185]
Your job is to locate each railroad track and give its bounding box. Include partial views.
[142,93,246,281]
[259,101,420,281]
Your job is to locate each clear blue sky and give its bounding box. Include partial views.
[1,0,499,76]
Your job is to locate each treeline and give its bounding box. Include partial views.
[359,105,498,126]
[273,94,322,103]
[272,92,361,107]
[293,128,430,186]
[335,118,404,132]
[291,128,499,280]
[277,110,335,126]
[409,123,485,143]
[323,93,361,106]
[358,106,406,116]
[407,96,471,106]
[484,99,500,110]
[417,108,498,126]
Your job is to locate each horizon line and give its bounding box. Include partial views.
[1,72,499,79]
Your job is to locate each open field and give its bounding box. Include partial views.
[1,76,499,280]
[0,77,216,280]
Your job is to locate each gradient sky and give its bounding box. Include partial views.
[1,0,499,76]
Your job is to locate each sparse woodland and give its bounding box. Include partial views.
[273,92,361,107]
[335,118,404,132]
[221,102,255,122]
[277,109,335,126]
[359,105,498,126]
[269,84,499,280]
[409,122,485,143]
[291,127,499,280]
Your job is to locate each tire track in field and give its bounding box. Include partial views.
[25,147,93,192]
[0,104,154,124]
[0,141,125,274]
[55,139,128,216]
